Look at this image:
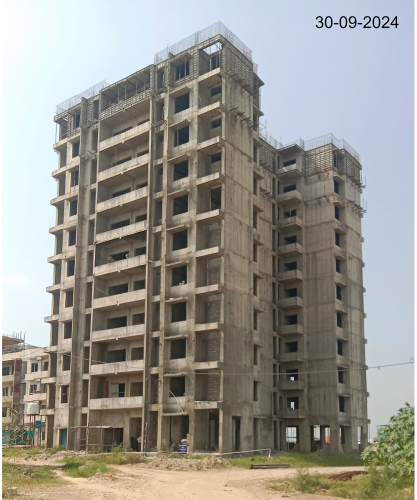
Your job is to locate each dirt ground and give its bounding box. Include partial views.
[7,459,366,500]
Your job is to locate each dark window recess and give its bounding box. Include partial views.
[31,363,38,373]
[336,285,342,301]
[211,53,220,70]
[173,230,188,250]
[253,381,258,401]
[44,361,49,371]
[285,261,297,271]
[114,156,132,166]
[253,311,258,330]
[131,347,144,360]
[131,382,143,397]
[75,114,81,128]
[112,188,131,198]
[283,184,296,193]
[2,367,10,376]
[286,314,298,325]
[135,214,147,223]
[72,142,80,158]
[174,160,189,181]
[334,180,340,194]
[335,232,341,247]
[111,219,130,230]
[110,251,129,262]
[174,126,189,147]
[211,85,222,97]
[107,316,127,329]
[138,119,149,126]
[253,244,257,262]
[170,376,186,397]
[286,288,297,298]
[211,118,221,129]
[115,383,125,397]
[135,246,147,256]
[63,354,71,371]
[61,386,69,403]
[66,291,74,308]
[283,159,296,167]
[64,322,72,339]
[69,230,76,246]
[284,235,297,245]
[287,397,299,410]
[338,368,344,384]
[172,302,186,322]
[173,195,188,215]
[67,259,75,277]
[284,209,297,218]
[336,259,341,273]
[137,150,149,157]
[335,206,340,220]
[175,93,190,113]
[69,200,78,216]
[172,266,187,286]
[337,340,344,356]
[175,60,189,80]
[211,187,221,210]
[107,349,126,363]
[171,339,186,359]
[132,313,145,325]
[211,152,221,163]
[71,170,79,187]
[137,182,148,189]
[339,396,345,412]
[113,126,132,137]
[134,280,146,290]
[109,283,128,296]
[287,369,299,381]
[337,312,343,328]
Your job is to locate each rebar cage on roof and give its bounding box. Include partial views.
[56,80,109,115]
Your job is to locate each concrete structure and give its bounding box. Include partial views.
[2,334,49,445]
[44,22,368,453]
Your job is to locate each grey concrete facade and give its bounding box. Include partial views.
[44,22,368,454]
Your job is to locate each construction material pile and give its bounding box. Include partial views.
[145,455,231,471]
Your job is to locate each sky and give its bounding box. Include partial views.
[1,0,414,438]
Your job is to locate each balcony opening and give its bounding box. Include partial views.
[336,285,342,301]
[175,93,190,114]
[135,213,147,223]
[253,381,259,401]
[64,322,72,339]
[285,314,298,325]
[157,68,165,89]
[170,339,186,360]
[112,187,131,198]
[285,261,297,271]
[90,190,96,215]
[131,382,143,397]
[154,200,163,226]
[71,170,79,187]
[91,160,97,183]
[173,229,188,251]
[335,206,340,220]
[69,200,78,217]
[111,219,130,230]
[88,220,95,245]
[173,194,188,216]
[284,209,297,218]
[131,347,144,361]
[172,302,186,323]
[172,265,187,287]
[54,263,61,285]
[113,155,132,167]
[339,396,345,413]
[69,229,76,247]
[286,426,298,451]
[283,159,296,168]
[135,246,147,256]
[67,259,75,277]
[72,142,80,158]
[113,125,132,137]
[253,146,257,163]
[338,368,344,384]
[132,313,145,325]
[334,180,339,194]
[109,251,129,262]
[336,258,341,273]
[51,323,58,346]
[66,290,74,308]
[211,84,221,97]
[61,386,69,404]
[151,338,159,367]
[210,187,221,210]
[287,396,299,410]
[337,340,344,356]
[211,118,221,130]
[285,287,298,298]
[134,280,146,291]
[170,376,185,397]
[174,126,189,147]
[284,235,297,245]
[286,341,298,353]
[63,354,71,371]
[109,283,128,296]
[85,314,91,341]
[174,160,189,181]
[283,184,296,193]
[107,316,127,329]
[335,232,341,247]
[109,382,125,398]
[175,60,189,80]
[337,312,343,328]
[107,349,126,363]
[286,369,299,381]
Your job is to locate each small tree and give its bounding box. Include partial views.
[362,403,414,477]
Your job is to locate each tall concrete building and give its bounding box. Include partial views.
[44,22,368,453]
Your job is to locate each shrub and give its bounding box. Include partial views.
[293,468,327,493]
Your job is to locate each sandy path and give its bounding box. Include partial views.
[18,465,365,500]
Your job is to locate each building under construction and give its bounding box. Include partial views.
[43,22,368,453]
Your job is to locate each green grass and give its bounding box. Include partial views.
[60,452,147,478]
[2,462,63,493]
[2,446,44,459]
[228,452,364,469]
[267,467,414,500]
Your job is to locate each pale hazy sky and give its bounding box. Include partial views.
[1,0,414,438]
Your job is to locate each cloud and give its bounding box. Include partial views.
[2,274,31,289]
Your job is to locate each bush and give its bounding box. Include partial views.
[362,403,414,477]
[61,458,111,478]
[293,468,328,493]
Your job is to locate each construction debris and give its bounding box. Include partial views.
[144,455,231,471]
